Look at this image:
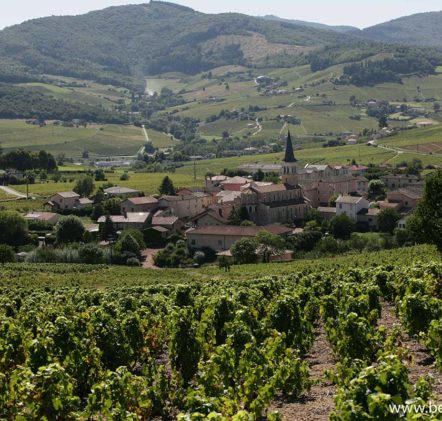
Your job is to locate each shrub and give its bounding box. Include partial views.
[79,244,104,264]
[193,251,206,265]
[0,244,16,264]
[126,257,141,267]
[119,234,142,259]
[120,230,146,249]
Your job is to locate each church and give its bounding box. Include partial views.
[240,131,311,225]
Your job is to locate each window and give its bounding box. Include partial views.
[339,204,342,209]
[218,240,222,245]
[191,239,196,245]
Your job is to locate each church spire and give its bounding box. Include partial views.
[283,130,297,163]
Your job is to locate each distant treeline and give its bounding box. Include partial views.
[0,84,128,123]
[309,43,442,86]
[337,53,438,86]
[0,149,57,172]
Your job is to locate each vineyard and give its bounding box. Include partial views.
[0,256,442,419]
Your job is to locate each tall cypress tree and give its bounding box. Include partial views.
[159,176,176,195]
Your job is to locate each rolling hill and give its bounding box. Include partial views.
[262,15,359,34]
[0,1,351,87]
[361,11,442,46]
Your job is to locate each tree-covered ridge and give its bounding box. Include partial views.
[0,84,128,123]
[336,50,440,86]
[0,1,350,84]
[361,11,442,47]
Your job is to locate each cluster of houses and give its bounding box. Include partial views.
[23,132,425,256]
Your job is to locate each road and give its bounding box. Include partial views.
[0,185,27,198]
[141,124,150,143]
[252,118,262,136]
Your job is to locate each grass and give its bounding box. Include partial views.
[0,120,173,157]
[12,171,198,197]
[0,244,437,288]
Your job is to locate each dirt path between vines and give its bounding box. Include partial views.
[379,301,442,402]
[269,322,336,420]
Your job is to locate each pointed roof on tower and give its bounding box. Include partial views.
[283,130,297,163]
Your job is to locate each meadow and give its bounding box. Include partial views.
[0,120,174,157]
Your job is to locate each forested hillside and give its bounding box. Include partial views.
[362,11,442,46]
[0,1,349,87]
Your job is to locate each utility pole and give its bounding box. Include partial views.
[193,160,197,182]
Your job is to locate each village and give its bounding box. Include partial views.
[15,131,426,266]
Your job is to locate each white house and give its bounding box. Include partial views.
[335,195,369,221]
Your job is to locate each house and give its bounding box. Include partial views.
[190,209,228,227]
[151,212,184,234]
[336,195,369,221]
[46,191,90,211]
[357,207,381,230]
[386,188,422,210]
[158,192,213,219]
[205,175,229,192]
[24,212,61,226]
[380,174,423,190]
[103,186,140,198]
[397,217,408,230]
[186,224,293,252]
[220,176,249,192]
[317,206,336,220]
[97,212,151,230]
[121,196,159,214]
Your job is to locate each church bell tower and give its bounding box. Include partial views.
[281,130,298,185]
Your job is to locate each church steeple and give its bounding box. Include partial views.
[281,130,298,184]
[283,130,297,163]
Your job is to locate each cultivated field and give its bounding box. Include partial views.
[0,120,174,157]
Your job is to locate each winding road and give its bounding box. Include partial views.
[0,185,27,198]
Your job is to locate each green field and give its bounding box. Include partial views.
[0,120,173,157]
[13,171,198,197]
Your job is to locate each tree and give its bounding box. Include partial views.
[378,208,401,234]
[218,255,231,272]
[55,215,85,244]
[0,244,16,264]
[228,208,242,225]
[159,176,176,195]
[74,175,95,197]
[434,102,441,113]
[368,179,386,199]
[329,194,339,207]
[409,170,442,252]
[91,204,105,221]
[231,238,257,264]
[100,214,116,241]
[256,231,285,263]
[0,211,29,247]
[305,208,324,226]
[120,229,146,249]
[330,214,355,240]
[94,170,106,181]
[378,115,388,128]
[120,234,142,259]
